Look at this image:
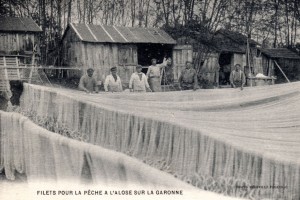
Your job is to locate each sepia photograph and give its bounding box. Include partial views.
[0,0,299,199]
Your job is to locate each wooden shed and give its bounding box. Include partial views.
[175,29,259,88]
[0,17,42,61]
[61,23,176,85]
[259,48,300,83]
[0,17,42,91]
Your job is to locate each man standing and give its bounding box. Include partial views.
[104,66,123,92]
[129,65,151,92]
[230,64,246,90]
[178,61,198,90]
[78,68,99,93]
[146,58,168,92]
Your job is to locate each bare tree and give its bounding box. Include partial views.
[67,0,72,24]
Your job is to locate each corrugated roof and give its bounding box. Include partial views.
[261,48,300,59]
[68,23,176,44]
[0,17,42,32]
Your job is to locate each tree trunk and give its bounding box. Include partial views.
[273,0,278,48]
[67,0,72,25]
[57,0,62,66]
[83,0,86,23]
[77,0,81,23]
[40,0,46,64]
[285,0,290,46]
[131,0,136,27]
[145,0,150,27]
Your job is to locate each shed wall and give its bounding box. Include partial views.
[62,28,137,85]
[0,32,39,54]
[274,58,300,83]
[172,45,193,81]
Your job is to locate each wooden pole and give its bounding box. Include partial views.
[28,46,36,83]
[3,57,10,91]
[247,38,253,87]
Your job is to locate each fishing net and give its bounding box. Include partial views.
[14,82,300,199]
[0,111,203,192]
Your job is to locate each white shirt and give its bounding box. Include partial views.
[129,72,150,92]
[104,74,123,92]
[146,58,168,78]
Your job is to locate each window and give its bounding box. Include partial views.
[118,45,137,65]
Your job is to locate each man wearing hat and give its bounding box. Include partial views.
[146,57,168,92]
[78,68,99,93]
[104,66,123,92]
[129,65,151,92]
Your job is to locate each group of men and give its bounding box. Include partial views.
[79,58,175,93]
[78,66,122,93]
[78,58,246,93]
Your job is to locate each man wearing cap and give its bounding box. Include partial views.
[178,61,198,90]
[146,57,168,92]
[78,68,99,93]
[129,65,152,92]
[230,64,246,90]
[104,66,123,92]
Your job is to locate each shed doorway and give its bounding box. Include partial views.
[218,52,233,85]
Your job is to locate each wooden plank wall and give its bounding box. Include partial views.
[253,57,263,74]
[78,43,136,85]
[232,53,246,70]
[268,59,275,76]
[172,45,193,81]
[199,53,220,85]
[173,45,221,85]
[200,53,219,73]
[276,58,300,83]
[257,55,300,83]
[0,32,38,53]
[262,55,275,76]
[63,28,136,85]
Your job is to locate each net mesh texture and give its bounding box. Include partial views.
[2,82,300,199]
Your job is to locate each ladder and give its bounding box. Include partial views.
[0,56,23,92]
[0,57,10,92]
[0,54,52,92]
[0,57,22,80]
[27,51,52,86]
[6,57,21,80]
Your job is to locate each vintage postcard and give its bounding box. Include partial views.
[0,0,299,199]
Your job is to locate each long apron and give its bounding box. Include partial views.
[108,78,122,92]
[109,84,122,92]
[232,80,242,87]
[149,77,161,92]
[133,76,147,92]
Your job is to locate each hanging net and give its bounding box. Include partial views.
[0,111,206,194]
[3,82,300,199]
